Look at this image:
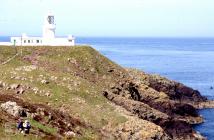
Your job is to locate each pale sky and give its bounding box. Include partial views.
[0,0,213,37]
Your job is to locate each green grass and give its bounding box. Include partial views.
[0,45,128,139]
[30,119,57,135]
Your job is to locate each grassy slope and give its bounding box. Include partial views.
[0,46,127,139]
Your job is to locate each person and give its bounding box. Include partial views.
[17,118,24,132]
[23,120,31,134]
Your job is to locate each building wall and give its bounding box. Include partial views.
[11,37,43,46]
[10,37,75,46]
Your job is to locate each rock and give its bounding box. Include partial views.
[48,113,53,122]
[21,77,27,81]
[90,68,95,72]
[195,100,214,109]
[74,82,78,87]
[5,87,10,90]
[26,86,31,89]
[45,92,51,97]
[0,101,26,117]
[0,81,4,88]
[50,76,58,81]
[102,75,107,79]
[103,91,169,122]
[0,82,7,88]
[32,87,39,94]
[14,76,21,80]
[41,80,49,84]
[15,65,37,72]
[16,87,25,94]
[64,131,76,138]
[108,69,114,73]
[68,58,77,65]
[10,76,15,79]
[31,113,43,121]
[112,120,171,140]
[144,74,207,102]
[36,108,45,116]
[10,84,20,90]
[103,77,204,139]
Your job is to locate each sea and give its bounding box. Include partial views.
[1,36,214,139]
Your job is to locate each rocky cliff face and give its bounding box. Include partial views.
[103,69,207,139]
[0,46,212,139]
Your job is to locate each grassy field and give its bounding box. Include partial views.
[0,46,127,139]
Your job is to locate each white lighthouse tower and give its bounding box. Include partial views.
[43,11,56,39]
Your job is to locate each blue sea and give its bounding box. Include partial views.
[1,37,214,139]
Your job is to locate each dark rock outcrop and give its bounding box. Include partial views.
[103,69,208,139]
[143,74,207,102]
[103,90,201,139]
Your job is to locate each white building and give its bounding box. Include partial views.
[0,12,75,46]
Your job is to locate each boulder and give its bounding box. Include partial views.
[41,80,49,84]
[64,131,76,138]
[10,84,20,90]
[16,87,25,94]
[45,92,51,97]
[0,101,26,117]
[113,120,171,140]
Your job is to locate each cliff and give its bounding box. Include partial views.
[0,46,212,139]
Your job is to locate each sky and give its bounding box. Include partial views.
[0,0,214,37]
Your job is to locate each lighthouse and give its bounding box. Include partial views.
[0,11,75,46]
[43,11,56,39]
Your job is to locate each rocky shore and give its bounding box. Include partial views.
[0,46,213,139]
[103,69,212,139]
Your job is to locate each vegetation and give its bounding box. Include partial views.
[0,45,206,139]
[0,45,127,139]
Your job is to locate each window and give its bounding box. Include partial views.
[37,40,40,43]
[28,40,30,43]
[24,40,26,43]
[47,16,54,24]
